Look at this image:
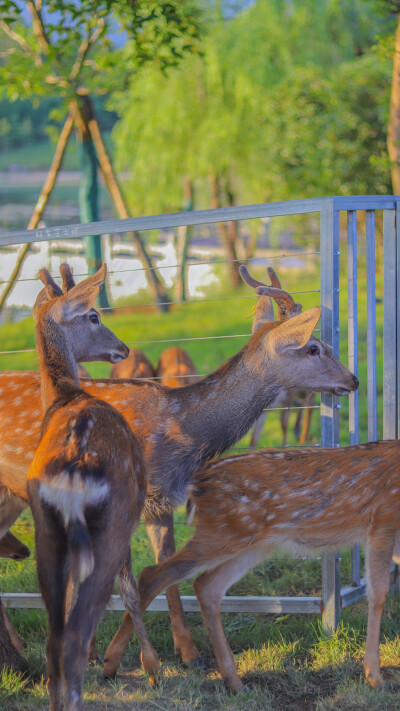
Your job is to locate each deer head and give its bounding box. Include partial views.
[34,264,129,365]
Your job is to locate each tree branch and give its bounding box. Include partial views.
[70,19,105,82]
[27,0,50,53]
[0,19,38,58]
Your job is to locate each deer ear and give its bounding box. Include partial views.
[53,264,107,323]
[33,269,64,322]
[266,307,321,355]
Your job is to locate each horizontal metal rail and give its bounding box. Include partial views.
[0,194,398,625]
[1,195,398,247]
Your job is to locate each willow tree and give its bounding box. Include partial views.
[113,0,384,288]
[0,0,202,311]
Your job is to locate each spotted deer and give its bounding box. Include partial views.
[0,266,357,676]
[139,442,400,692]
[110,349,155,380]
[27,265,159,711]
[246,266,316,449]
[156,346,199,387]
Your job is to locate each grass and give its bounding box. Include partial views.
[0,254,394,710]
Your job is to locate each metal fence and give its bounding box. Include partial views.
[0,195,399,630]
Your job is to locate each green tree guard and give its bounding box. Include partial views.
[79,132,110,309]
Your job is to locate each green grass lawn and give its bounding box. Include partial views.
[0,256,394,711]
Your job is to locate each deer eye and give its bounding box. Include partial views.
[89,313,100,325]
[308,344,319,356]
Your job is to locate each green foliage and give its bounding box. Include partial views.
[113,0,390,214]
[0,0,202,105]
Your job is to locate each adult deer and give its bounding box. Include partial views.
[0,265,357,676]
[139,442,399,692]
[27,265,159,711]
[156,346,199,387]
[247,266,316,448]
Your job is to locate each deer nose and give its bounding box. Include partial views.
[352,375,359,390]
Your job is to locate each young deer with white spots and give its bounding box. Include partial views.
[27,265,159,711]
[139,442,399,692]
[0,266,357,676]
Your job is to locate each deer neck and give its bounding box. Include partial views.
[177,330,284,459]
[36,314,81,413]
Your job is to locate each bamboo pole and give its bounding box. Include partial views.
[0,114,74,313]
[85,100,170,312]
[387,13,400,194]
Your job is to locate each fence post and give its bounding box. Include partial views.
[320,198,341,631]
[347,210,360,586]
[383,208,398,440]
[366,211,377,442]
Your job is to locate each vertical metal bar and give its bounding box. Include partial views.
[347,210,360,586]
[397,203,400,439]
[320,200,341,630]
[366,211,377,441]
[347,211,359,445]
[383,209,398,440]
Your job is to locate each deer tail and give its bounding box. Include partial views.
[67,518,94,583]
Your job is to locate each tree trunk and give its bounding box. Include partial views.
[72,97,110,309]
[210,174,240,289]
[387,12,400,194]
[0,601,23,672]
[86,99,170,313]
[175,178,193,302]
[0,114,74,313]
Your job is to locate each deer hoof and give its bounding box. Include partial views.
[186,658,205,669]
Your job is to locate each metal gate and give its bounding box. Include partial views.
[0,194,399,629]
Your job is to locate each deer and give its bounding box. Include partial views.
[26,264,159,711]
[138,441,400,693]
[0,264,358,677]
[110,349,155,380]
[247,266,316,449]
[156,347,199,387]
[0,529,30,652]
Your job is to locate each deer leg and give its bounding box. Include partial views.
[104,514,202,673]
[363,538,394,688]
[35,536,68,711]
[293,409,303,439]
[103,552,160,680]
[249,412,267,449]
[280,408,290,447]
[64,538,127,710]
[299,401,314,444]
[193,548,266,693]
[1,606,24,651]
[146,514,202,664]
[65,573,99,663]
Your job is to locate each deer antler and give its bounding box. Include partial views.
[60,263,76,293]
[240,264,302,322]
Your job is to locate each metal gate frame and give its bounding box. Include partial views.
[1,194,399,629]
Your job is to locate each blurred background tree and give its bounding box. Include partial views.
[0,0,202,310]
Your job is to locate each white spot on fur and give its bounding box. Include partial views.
[39,472,109,525]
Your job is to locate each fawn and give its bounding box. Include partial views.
[27,265,159,711]
[0,265,357,675]
[139,443,399,692]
